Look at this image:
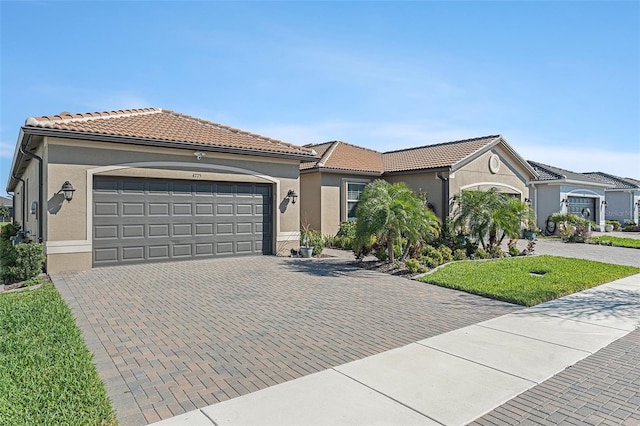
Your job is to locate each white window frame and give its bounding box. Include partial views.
[341,178,370,222]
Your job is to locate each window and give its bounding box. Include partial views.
[346,182,366,220]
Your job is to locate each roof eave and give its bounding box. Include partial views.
[22,126,319,161]
[530,178,612,188]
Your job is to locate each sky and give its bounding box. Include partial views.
[1,1,639,197]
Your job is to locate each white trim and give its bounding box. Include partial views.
[45,240,92,254]
[459,182,523,195]
[341,177,371,222]
[278,231,300,241]
[86,161,282,253]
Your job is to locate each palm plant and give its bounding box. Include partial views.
[452,189,532,251]
[354,180,440,262]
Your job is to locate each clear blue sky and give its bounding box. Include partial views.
[1,1,639,196]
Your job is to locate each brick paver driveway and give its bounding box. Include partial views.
[52,256,520,425]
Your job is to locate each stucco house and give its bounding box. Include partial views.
[583,172,640,225]
[527,161,610,232]
[6,108,317,273]
[0,195,13,222]
[300,135,537,235]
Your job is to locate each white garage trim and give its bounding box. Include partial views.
[45,240,92,254]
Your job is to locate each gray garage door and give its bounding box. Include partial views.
[567,196,596,221]
[93,176,272,266]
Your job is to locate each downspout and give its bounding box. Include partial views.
[19,135,44,243]
[437,172,449,227]
[10,173,26,227]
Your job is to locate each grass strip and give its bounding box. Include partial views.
[0,284,116,425]
[592,235,640,249]
[418,255,639,306]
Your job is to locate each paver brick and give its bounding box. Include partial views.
[53,256,519,424]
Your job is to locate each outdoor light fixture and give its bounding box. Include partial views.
[286,189,298,204]
[601,200,608,207]
[194,151,206,160]
[524,198,531,204]
[561,198,568,205]
[58,181,75,202]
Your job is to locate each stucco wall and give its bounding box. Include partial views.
[533,184,561,231]
[300,172,322,232]
[450,150,530,199]
[42,137,302,271]
[385,172,444,217]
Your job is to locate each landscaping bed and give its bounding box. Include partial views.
[591,235,640,249]
[0,284,116,425]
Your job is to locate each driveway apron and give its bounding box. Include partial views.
[52,256,520,425]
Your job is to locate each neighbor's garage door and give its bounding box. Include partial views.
[93,176,272,266]
[567,196,596,221]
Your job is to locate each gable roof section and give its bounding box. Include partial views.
[23,108,316,158]
[302,141,384,174]
[583,172,640,190]
[382,135,501,173]
[528,161,609,186]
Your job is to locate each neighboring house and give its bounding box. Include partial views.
[583,172,640,225]
[528,161,611,231]
[301,135,537,235]
[5,108,317,273]
[0,195,13,222]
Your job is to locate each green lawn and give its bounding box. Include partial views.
[0,284,116,425]
[418,255,640,306]
[592,235,640,249]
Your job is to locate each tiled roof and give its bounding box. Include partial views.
[528,161,604,184]
[302,141,384,174]
[382,136,500,173]
[24,108,316,158]
[583,172,640,189]
[300,142,334,170]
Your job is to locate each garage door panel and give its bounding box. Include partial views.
[122,224,144,238]
[122,203,145,216]
[95,202,118,216]
[122,246,145,261]
[149,203,170,216]
[149,245,170,259]
[195,204,213,215]
[95,225,118,239]
[93,176,273,266]
[172,244,192,257]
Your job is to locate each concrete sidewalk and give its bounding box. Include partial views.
[150,273,640,426]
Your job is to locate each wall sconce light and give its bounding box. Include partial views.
[601,200,608,207]
[286,189,298,204]
[58,181,75,202]
[561,198,568,205]
[194,151,206,160]
[635,200,640,208]
[524,198,531,204]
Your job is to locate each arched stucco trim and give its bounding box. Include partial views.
[459,182,523,195]
[80,161,281,252]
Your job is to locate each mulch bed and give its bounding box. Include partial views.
[0,274,50,293]
[354,260,417,278]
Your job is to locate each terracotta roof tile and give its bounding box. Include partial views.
[382,136,500,172]
[300,142,334,170]
[25,108,315,158]
[303,141,384,173]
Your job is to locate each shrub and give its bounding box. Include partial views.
[421,245,443,265]
[375,246,389,261]
[623,221,640,232]
[1,243,45,283]
[489,246,504,258]
[405,258,426,273]
[1,222,21,241]
[453,249,467,261]
[606,220,622,231]
[422,256,440,269]
[474,248,489,259]
[438,245,453,263]
[508,239,520,257]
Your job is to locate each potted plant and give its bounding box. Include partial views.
[523,220,539,240]
[299,223,314,258]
